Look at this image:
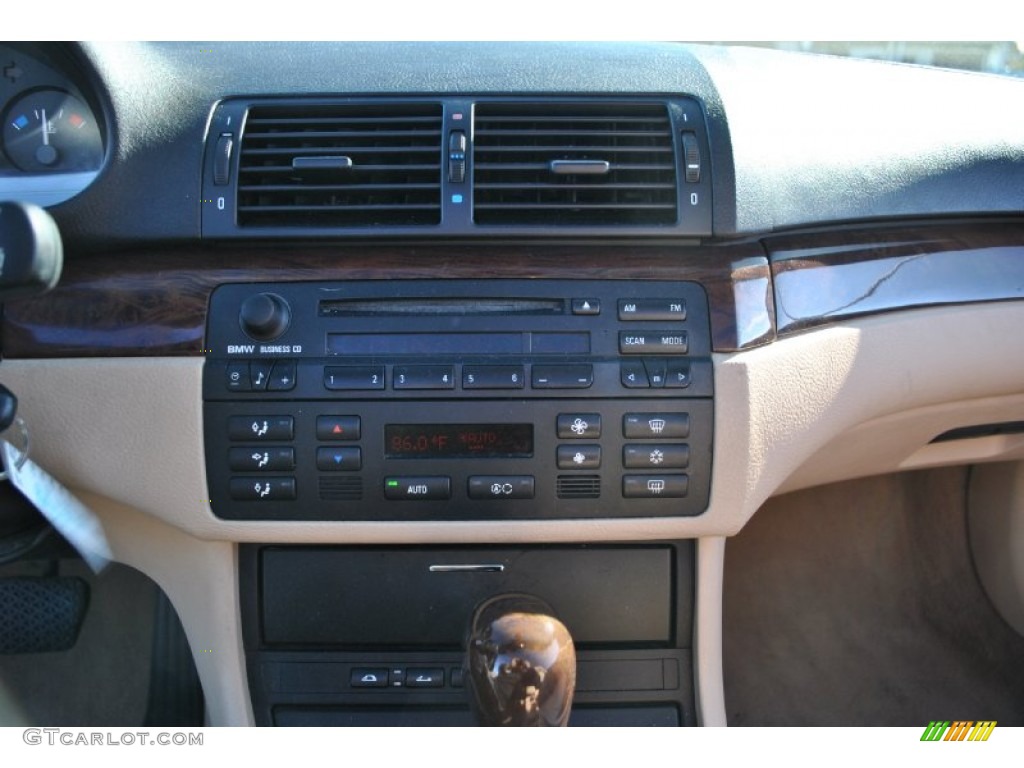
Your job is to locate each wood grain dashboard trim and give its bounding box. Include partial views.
[769,222,1024,335]
[1,244,774,358]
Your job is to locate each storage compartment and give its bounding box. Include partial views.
[260,546,674,647]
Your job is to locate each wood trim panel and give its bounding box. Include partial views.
[2,243,772,357]
[769,222,1024,335]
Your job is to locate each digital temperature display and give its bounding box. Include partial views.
[385,424,534,459]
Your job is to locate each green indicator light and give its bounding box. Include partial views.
[387,480,399,487]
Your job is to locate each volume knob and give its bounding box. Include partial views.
[239,293,291,341]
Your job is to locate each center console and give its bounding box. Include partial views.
[203,278,714,725]
[203,279,713,521]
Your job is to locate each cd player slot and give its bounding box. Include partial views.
[319,297,565,316]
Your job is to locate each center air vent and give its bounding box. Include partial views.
[237,103,443,227]
[473,103,678,226]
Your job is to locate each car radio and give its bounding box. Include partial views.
[202,279,713,520]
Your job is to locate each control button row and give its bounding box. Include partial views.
[621,359,690,389]
[619,331,688,355]
[350,667,446,689]
[322,364,593,392]
[225,360,297,392]
[618,299,686,322]
[383,476,535,501]
[558,413,689,440]
[556,444,689,470]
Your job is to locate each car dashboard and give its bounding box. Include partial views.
[1,41,1023,728]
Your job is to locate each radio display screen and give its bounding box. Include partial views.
[385,424,534,459]
[326,332,589,355]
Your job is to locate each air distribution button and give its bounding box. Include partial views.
[239,292,291,341]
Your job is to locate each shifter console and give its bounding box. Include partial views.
[241,542,697,727]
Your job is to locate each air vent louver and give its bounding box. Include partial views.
[237,103,443,227]
[473,103,677,226]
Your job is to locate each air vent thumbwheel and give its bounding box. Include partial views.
[239,293,291,341]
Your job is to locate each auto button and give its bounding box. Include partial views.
[384,477,451,500]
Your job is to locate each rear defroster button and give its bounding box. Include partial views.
[623,475,688,498]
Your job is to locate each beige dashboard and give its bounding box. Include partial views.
[4,297,1024,725]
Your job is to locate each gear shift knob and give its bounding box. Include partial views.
[465,594,576,726]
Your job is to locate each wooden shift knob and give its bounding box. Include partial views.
[466,594,576,727]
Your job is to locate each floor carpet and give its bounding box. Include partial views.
[724,468,1024,725]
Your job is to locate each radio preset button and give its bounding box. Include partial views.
[620,360,649,388]
[393,365,455,390]
[316,415,361,441]
[316,446,362,471]
[619,331,688,355]
[228,416,293,441]
[557,445,601,469]
[623,444,689,469]
[622,475,688,499]
[618,299,686,322]
[467,476,535,500]
[557,413,601,439]
[324,366,385,391]
[462,365,525,390]
[229,477,296,501]
[384,476,451,501]
[532,364,593,389]
[623,413,689,439]
[228,446,296,472]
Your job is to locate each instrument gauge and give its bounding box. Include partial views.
[3,89,103,173]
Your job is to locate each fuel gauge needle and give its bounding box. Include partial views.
[35,108,58,166]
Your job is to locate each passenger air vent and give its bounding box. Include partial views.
[237,103,443,227]
[473,103,677,226]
